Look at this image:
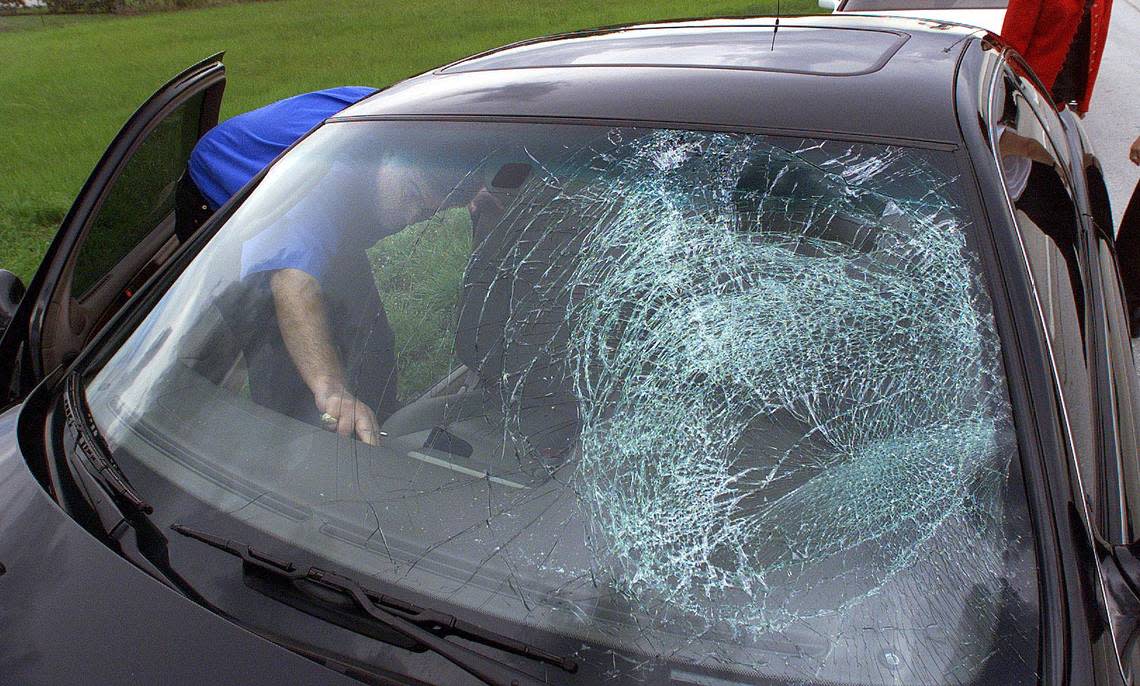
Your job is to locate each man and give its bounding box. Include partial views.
[236,157,453,446]
[189,87,476,445]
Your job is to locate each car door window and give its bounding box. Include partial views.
[1094,233,1140,540]
[1003,58,1140,541]
[22,59,225,383]
[72,91,206,298]
[1006,57,1074,172]
[992,67,1100,512]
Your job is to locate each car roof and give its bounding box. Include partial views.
[337,15,984,145]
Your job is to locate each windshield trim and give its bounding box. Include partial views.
[74,118,1043,684]
[328,112,962,150]
[956,49,1073,682]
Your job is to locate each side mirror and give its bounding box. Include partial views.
[818,0,840,10]
[0,270,26,336]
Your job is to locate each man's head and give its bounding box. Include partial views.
[374,158,483,232]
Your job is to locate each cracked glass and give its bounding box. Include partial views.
[86,120,1040,685]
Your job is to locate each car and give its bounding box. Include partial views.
[1,14,1138,686]
[819,0,1007,34]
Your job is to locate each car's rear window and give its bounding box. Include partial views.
[87,120,1040,685]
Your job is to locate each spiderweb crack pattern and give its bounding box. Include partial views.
[484,129,1014,634]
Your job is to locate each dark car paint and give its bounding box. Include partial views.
[0,405,364,686]
[337,16,970,145]
[0,16,1136,686]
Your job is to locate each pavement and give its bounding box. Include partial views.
[1081,0,1140,227]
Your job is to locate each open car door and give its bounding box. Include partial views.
[0,54,225,405]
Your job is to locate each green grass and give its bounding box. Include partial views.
[0,12,114,33]
[0,0,821,282]
[369,207,473,401]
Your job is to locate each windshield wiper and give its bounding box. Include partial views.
[171,524,577,686]
[62,372,153,515]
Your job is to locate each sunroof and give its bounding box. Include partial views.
[443,26,908,76]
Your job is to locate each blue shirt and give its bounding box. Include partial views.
[201,88,399,422]
[188,86,376,210]
[236,160,382,285]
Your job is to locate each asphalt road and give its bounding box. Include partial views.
[1081,0,1140,227]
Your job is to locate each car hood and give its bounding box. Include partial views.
[0,404,359,686]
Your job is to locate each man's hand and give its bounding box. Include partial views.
[316,386,381,446]
[270,268,381,446]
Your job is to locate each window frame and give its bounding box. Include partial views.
[80,115,1051,682]
[990,62,1101,508]
[1007,54,1140,546]
[70,89,210,301]
[966,45,1122,683]
[4,56,226,396]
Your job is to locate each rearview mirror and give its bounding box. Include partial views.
[818,0,840,9]
[0,270,26,336]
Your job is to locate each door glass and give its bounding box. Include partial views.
[1096,236,1140,539]
[993,70,1099,507]
[72,91,206,298]
[1007,58,1072,172]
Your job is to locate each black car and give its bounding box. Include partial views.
[1,15,1138,686]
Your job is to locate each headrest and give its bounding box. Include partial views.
[454,165,586,397]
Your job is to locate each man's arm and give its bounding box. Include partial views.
[999,129,1056,167]
[269,268,380,445]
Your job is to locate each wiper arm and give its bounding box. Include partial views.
[62,372,153,515]
[171,524,577,686]
[61,378,430,686]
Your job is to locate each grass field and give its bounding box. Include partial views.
[0,0,822,282]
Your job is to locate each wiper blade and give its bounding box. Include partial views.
[171,524,577,686]
[62,372,152,515]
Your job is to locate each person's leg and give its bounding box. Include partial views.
[1051,5,1091,108]
[345,304,400,424]
[247,339,322,426]
[1116,180,1140,334]
[175,171,216,242]
[327,255,401,425]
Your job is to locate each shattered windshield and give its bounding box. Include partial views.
[87,120,1039,685]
